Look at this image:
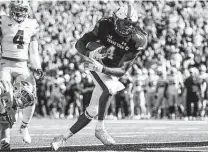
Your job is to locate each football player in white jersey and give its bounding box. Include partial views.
[0,0,44,144]
[0,80,35,150]
[145,69,158,118]
[166,67,184,119]
[132,67,146,119]
[154,67,168,119]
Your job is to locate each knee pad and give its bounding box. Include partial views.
[85,106,98,119]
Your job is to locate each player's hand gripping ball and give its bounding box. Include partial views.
[84,58,103,73]
[86,42,107,60]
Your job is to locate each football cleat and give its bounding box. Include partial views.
[19,125,31,144]
[1,140,10,150]
[51,135,65,151]
[95,128,115,145]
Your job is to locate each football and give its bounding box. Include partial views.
[86,41,105,51]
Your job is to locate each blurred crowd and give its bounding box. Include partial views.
[1,1,208,120]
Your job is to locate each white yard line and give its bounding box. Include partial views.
[10,130,208,137]
[177,128,199,130]
[105,120,208,125]
[144,127,168,130]
[115,135,148,138]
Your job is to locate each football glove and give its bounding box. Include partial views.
[84,58,103,73]
[33,69,44,81]
[88,46,106,60]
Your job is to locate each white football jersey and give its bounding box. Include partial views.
[0,15,39,60]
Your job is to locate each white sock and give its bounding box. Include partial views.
[96,120,105,130]
[63,130,73,140]
[22,104,35,124]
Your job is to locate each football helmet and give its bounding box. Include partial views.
[9,0,30,23]
[113,4,138,37]
[13,81,35,109]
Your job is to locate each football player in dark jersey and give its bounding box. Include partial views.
[51,4,147,151]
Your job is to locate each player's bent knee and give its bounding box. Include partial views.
[85,106,98,119]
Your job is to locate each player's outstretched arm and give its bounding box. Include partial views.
[102,59,134,78]
[84,51,137,78]
[29,35,41,69]
[29,35,44,80]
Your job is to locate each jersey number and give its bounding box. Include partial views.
[13,30,24,49]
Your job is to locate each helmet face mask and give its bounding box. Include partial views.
[13,81,35,108]
[114,15,136,36]
[9,0,29,23]
[113,4,138,37]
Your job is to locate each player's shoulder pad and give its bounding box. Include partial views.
[96,17,113,27]
[99,17,113,23]
[132,26,148,50]
[92,17,113,36]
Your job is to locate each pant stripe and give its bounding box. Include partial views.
[90,71,108,92]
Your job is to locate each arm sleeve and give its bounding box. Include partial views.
[29,36,41,69]
[102,58,135,77]
[31,19,40,36]
[75,20,100,56]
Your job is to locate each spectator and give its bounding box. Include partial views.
[184,67,202,120]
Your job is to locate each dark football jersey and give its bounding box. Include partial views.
[184,76,202,94]
[93,17,147,68]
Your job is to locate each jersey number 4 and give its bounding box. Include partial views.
[13,30,24,49]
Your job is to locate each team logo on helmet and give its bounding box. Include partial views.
[113,4,139,37]
[9,0,30,23]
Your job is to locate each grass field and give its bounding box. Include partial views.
[4,118,208,152]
